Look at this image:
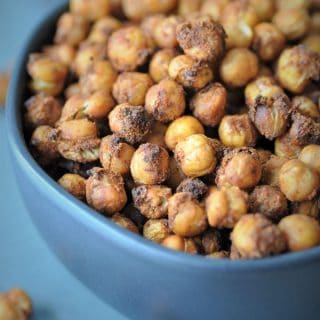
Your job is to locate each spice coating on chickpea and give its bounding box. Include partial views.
[58,173,86,200]
[143,218,170,243]
[111,213,139,233]
[177,178,208,200]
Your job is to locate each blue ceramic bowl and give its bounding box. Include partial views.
[6,4,320,320]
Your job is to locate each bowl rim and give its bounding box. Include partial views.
[6,2,320,273]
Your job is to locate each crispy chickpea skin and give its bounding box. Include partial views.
[292,96,320,121]
[111,213,139,233]
[220,48,258,88]
[216,148,262,190]
[166,157,186,189]
[169,55,214,90]
[161,234,198,253]
[145,78,185,122]
[218,114,257,148]
[130,143,170,184]
[70,0,111,21]
[200,0,229,22]
[205,186,248,229]
[132,185,172,218]
[276,45,320,94]
[99,134,135,175]
[112,72,153,106]
[88,17,122,43]
[176,16,226,63]
[231,213,286,259]
[174,134,217,178]
[168,192,208,237]
[262,156,288,187]
[176,178,208,200]
[299,145,320,175]
[107,26,153,72]
[190,83,227,127]
[143,218,170,243]
[279,159,320,201]
[144,121,167,148]
[275,132,303,159]
[86,168,127,215]
[108,103,153,144]
[165,116,204,150]
[279,214,320,252]
[58,173,86,200]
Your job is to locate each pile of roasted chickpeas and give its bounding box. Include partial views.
[24,0,320,260]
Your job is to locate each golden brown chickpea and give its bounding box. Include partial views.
[168,192,208,237]
[112,72,153,106]
[58,173,86,200]
[231,213,286,259]
[70,0,111,21]
[262,155,288,187]
[190,83,227,127]
[216,148,262,190]
[218,114,257,148]
[166,157,186,189]
[205,185,248,229]
[168,55,214,90]
[108,103,153,144]
[58,119,97,140]
[311,12,320,32]
[24,93,62,129]
[201,229,221,254]
[100,134,135,175]
[140,14,165,38]
[111,213,139,233]
[248,0,275,22]
[88,16,122,43]
[43,44,76,67]
[143,218,170,243]
[252,23,285,62]
[175,134,217,178]
[279,159,319,201]
[130,143,170,184]
[64,83,82,99]
[176,178,208,200]
[220,48,258,88]
[275,132,303,159]
[276,0,310,10]
[303,34,320,54]
[145,78,185,122]
[299,144,320,175]
[291,199,320,220]
[132,184,172,218]
[256,149,272,166]
[178,0,202,16]
[107,26,153,71]
[161,234,197,253]
[292,96,320,121]
[200,0,229,22]
[176,16,226,63]
[54,13,89,46]
[165,116,204,150]
[279,214,320,252]
[58,95,85,123]
[144,121,167,148]
[86,168,127,215]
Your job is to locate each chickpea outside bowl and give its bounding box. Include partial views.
[5,2,320,320]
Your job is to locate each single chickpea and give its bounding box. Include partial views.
[108,103,153,144]
[231,213,286,259]
[176,16,226,63]
[168,55,214,90]
[279,214,320,252]
[201,229,221,255]
[166,157,186,189]
[107,26,153,72]
[248,0,275,22]
[145,78,185,123]
[58,95,85,124]
[161,234,197,253]
[299,144,320,175]
[64,83,82,99]
[86,168,127,215]
[99,134,135,176]
[216,148,262,190]
[43,44,76,66]
[275,132,303,159]
[58,173,86,200]
[291,199,320,220]
[58,119,97,140]
[262,156,288,187]
[292,96,320,121]
[88,16,122,43]
[168,192,208,237]
[200,0,229,22]
[112,72,153,106]
[111,213,139,233]
[165,116,204,150]
[130,143,170,185]
[279,159,319,201]
[178,0,202,16]
[141,14,165,39]
[303,34,320,54]
[218,114,257,148]
[144,121,167,149]
[174,134,217,178]
[220,48,258,88]
[190,83,227,127]
[70,0,111,21]
[143,219,170,243]
[176,178,208,200]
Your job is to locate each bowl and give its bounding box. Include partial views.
[6,3,320,320]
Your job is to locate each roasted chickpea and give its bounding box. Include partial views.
[149,48,178,83]
[165,116,204,150]
[176,16,226,63]
[107,26,153,71]
[262,155,288,187]
[58,95,85,124]
[279,214,320,251]
[175,134,217,178]
[166,157,186,189]
[205,185,248,229]
[218,114,257,148]
[58,119,97,140]
[143,218,170,243]
[220,48,258,88]
[279,159,319,201]
[178,0,202,16]
[256,149,272,166]
[112,72,153,105]
[248,0,275,22]
[161,234,198,253]
[168,55,214,90]
[168,192,208,237]
[108,103,153,144]
[275,132,303,159]
[303,34,320,54]
[200,0,229,22]
[145,78,185,122]
[88,16,122,43]
[64,82,82,99]
[292,96,320,121]
[58,173,86,200]
[201,229,221,255]
[130,143,170,184]
[299,144,320,175]
[141,14,165,38]
[70,0,111,21]
[144,121,167,148]
[177,178,208,200]
[111,213,139,233]
[231,213,286,259]
[43,44,76,66]
[291,199,320,220]
[190,83,227,127]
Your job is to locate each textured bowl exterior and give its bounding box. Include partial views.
[6,4,320,320]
